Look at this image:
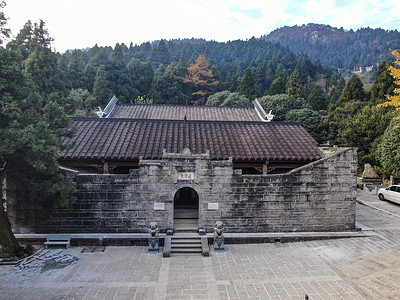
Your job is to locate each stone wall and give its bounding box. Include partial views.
[7,147,357,234]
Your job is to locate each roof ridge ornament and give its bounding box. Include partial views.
[266,110,274,122]
[96,96,118,118]
[253,99,274,122]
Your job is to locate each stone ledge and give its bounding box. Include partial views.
[11,230,370,247]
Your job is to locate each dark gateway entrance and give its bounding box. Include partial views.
[173,187,199,230]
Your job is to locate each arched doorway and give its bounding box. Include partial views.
[173,187,199,230]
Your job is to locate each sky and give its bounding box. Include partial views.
[3,0,400,52]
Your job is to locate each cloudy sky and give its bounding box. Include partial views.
[3,0,400,52]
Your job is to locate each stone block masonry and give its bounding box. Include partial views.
[7,148,357,234]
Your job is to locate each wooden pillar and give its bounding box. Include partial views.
[103,161,109,174]
[263,164,268,175]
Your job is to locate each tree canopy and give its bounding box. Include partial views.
[378,118,400,175]
[0,18,76,256]
[206,90,251,107]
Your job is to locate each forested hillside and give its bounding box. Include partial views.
[2,17,400,177]
[262,23,400,72]
[51,36,339,108]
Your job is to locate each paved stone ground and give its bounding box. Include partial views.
[1,189,400,300]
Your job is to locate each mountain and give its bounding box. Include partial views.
[261,23,400,72]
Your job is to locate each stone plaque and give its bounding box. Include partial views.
[154,203,165,210]
[208,203,219,210]
[178,172,195,181]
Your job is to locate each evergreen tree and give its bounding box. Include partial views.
[107,44,134,103]
[23,20,67,97]
[93,65,113,106]
[206,91,250,107]
[370,61,395,105]
[329,87,341,104]
[341,105,392,166]
[83,48,110,92]
[286,108,323,142]
[226,75,240,92]
[0,0,10,45]
[254,62,268,97]
[66,88,96,117]
[67,50,86,89]
[150,69,187,105]
[340,74,366,103]
[206,90,231,106]
[296,54,315,81]
[337,76,346,92]
[309,85,327,111]
[269,76,286,95]
[378,118,400,175]
[322,101,364,145]
[0,47,76,256]
[237,67,256,100]
[127,58,154,96]
[6,20,33,59]
[258,94,305,121]
[150,39,169,65]
[287,69,305,99]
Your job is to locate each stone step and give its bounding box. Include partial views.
[171,248,202,253]
[171,243,202,248]
[170,235,202,255]
[174,228,198,233]
[164,236,208,257]
[172,239,201,244]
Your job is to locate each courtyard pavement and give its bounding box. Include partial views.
[1,189,400,300]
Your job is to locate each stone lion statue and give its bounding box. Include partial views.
[148,222,159,251]
[213,221,224,250]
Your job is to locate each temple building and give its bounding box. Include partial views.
[7,97,357,234]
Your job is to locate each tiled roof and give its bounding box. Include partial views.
[110,104,262,122]
[61,119,320,162]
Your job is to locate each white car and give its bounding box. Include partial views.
[378,185,400,204]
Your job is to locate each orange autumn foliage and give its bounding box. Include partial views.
[378,50,400,110]
[183,54,218,105]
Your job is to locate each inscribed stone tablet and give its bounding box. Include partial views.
[208,203,219,210]
[178,172,195,181]
[154,203,165,210]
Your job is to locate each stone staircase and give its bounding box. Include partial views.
[163,219,210,257]
[170,235,202,255]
